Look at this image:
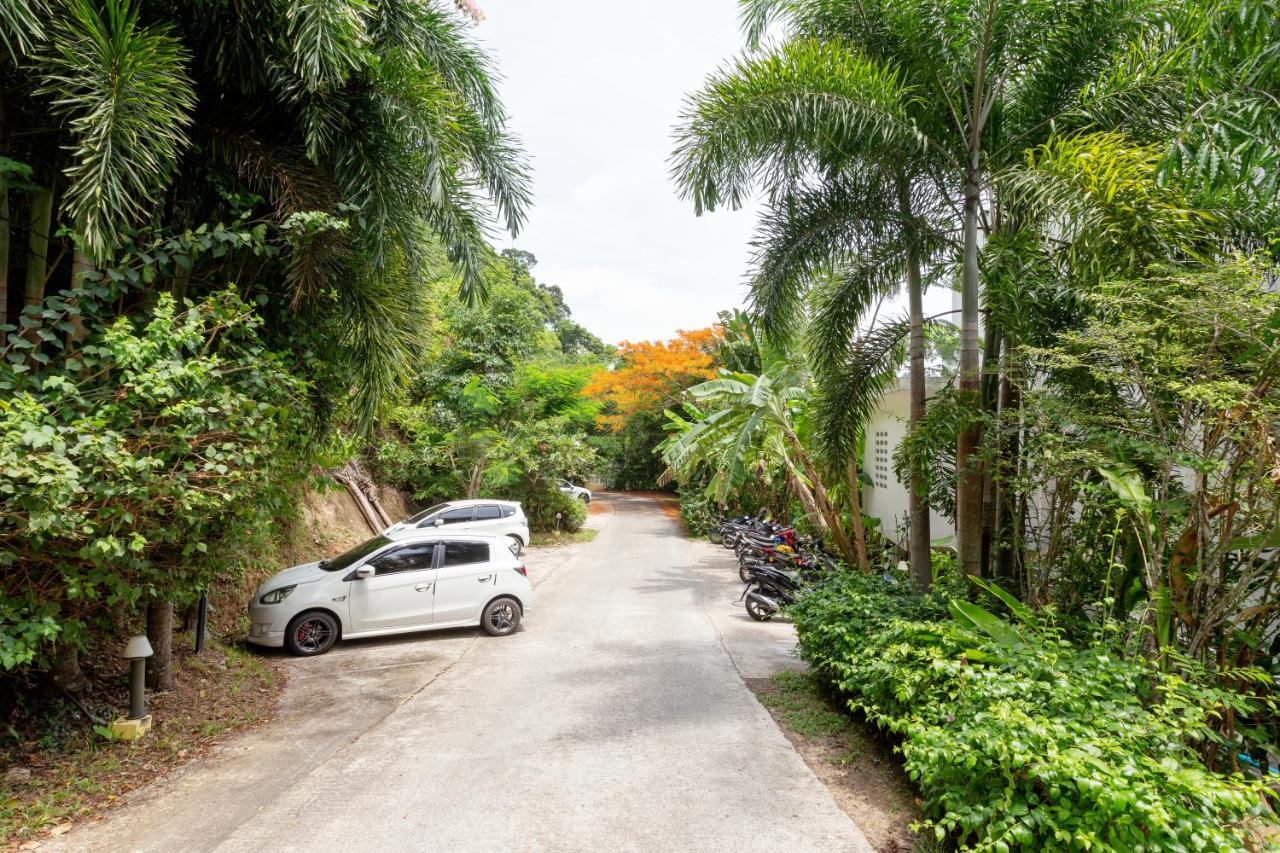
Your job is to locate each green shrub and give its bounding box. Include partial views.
[0,291,309,670]
[524,486,587,533]
[676,489,718,536]
[790,573,1276,851]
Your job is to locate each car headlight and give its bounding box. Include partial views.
[259,585,296,605]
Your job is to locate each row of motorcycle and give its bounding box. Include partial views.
[710,515,842,621]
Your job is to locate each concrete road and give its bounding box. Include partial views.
[44,493,871,853]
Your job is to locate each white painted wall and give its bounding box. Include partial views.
[862,377,955,547]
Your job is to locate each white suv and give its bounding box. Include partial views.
[247,531,532,656]
[384,499,530,554]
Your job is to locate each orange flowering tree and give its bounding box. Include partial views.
[584,328,720,431]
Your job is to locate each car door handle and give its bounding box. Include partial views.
[477,575,493,583]
[415,583,433,592]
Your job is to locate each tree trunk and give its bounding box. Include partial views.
[23,184,53,309]
[146,599,174,691]
[51,643,89,694]
[978,322,1002,575]
[995,341,1022,582]
[956,156,984,578]
[68,248,92,343]
[901,177,932,590]
[782,454,825,532]
[0,173,10,325]
[846,456,872,573]
[783,427,859,569]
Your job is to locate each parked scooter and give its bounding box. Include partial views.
[740,564,802,622]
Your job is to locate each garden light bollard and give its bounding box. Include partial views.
[111,635,155,741]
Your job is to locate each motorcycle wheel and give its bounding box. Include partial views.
[746,597,773,622]
[739,564,754,583]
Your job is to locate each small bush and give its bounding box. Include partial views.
[677,489,718,536]
[524,487,587,533]
[790,572,1276,851]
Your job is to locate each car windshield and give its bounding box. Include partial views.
[403,503,449,525]
[320,535,391,572]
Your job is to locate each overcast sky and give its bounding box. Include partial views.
[474,1,952,345]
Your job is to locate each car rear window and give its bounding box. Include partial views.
[442,541,489,567]
[436,507,475,525]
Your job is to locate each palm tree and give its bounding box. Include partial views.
[3,0,530,426]
[675,0,1163,578]
[672,37,950,586]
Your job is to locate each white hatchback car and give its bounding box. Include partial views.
[384,499,530,555]
[246,531,532,656]
[558,480,592,504]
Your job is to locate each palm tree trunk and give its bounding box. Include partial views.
[23,184,53,309]
[846,456,872,573]
[901,178,931,590]
[956,154,985,578]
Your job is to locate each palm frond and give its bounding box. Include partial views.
[36,0,195,260]
[999,131,1218,280]
[283,0,372,92]
[0,0,45,58]
[337,252,431,432]
[812,315,910,463]
[671,38,923,215]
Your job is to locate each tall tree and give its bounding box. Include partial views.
[677,0,1165,578]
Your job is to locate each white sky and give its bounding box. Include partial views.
[474,1,953,345]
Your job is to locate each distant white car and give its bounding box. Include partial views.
[384,499,530,555]
[558,480,592,504]
[246,530,532,656]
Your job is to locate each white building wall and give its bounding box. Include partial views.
[862,380,955,547]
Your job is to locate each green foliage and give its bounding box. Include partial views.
[593,409,669,490]
[371,252,605,532]
[0,290,310,668]
[524,487,587,534]
[35,0,196,260]
[791,572,1277,851]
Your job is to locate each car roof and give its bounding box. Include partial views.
[383,529,508,544]
[439,499,522,509]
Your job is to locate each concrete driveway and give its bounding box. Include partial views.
[43,493,871,853]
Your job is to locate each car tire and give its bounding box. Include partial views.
[506,534,523,556]
[284,611,339,656]
[578,493,590,504]
[481,597,522,637]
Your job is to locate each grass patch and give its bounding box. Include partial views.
[534,527,598,548]
[0,638,282,846]
[757,671,862,740]
[750,670,921,852]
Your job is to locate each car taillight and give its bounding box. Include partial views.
[514,564,527,577]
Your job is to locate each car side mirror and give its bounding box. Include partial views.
[355,565,375,579]
[434,518,444,527]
